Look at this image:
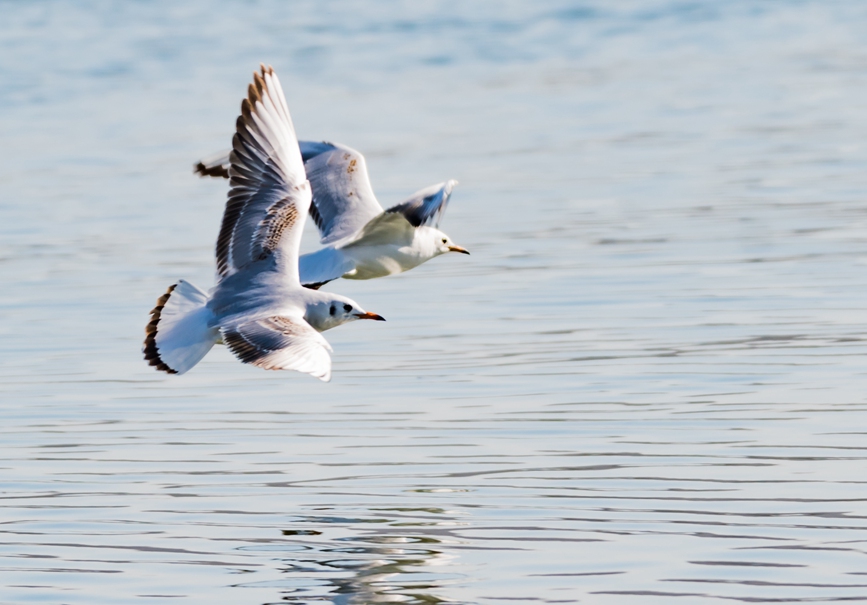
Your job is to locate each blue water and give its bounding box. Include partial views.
[3,1,867,603]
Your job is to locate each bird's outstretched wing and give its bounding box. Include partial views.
[194,141,337,179]
[215,65,311,284]
[302,142,385,244]
[195,139,382,246]
[344,180,459,250]
[385,180,457,228]
[222,315,332,381]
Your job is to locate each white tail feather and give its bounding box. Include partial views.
[143,280,219,375]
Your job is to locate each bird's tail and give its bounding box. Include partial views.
[143,280,220,375]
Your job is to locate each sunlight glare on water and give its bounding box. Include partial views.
[2,1,867,603]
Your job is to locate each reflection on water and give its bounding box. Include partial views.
[263,516,458,604]
[3,0,867,604]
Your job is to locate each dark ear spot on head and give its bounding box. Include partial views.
[442,238,448,244]
[343,303,352,312]
[330,305,336,316]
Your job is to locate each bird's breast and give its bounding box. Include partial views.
[344,244,426,279]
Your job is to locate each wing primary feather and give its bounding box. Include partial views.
[248,80,263,105]
[308,196,325,232]
[266,68,293,129]
[385,180,457,229]
[214,66,312,281]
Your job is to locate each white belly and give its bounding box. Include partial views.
[344,245,427,280]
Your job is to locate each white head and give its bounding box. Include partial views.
[419,227,470,258]
[304,293,385,333]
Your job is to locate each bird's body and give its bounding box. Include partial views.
[341,234,435,280]
[207,263,367,332]
[195,143,468,290]
[300,221,458,283]
[144,66,383,381]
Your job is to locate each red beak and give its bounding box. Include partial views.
[354,311,386,321]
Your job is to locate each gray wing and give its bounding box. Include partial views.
[385,180,457,228]
[194,141,337,179]
[343,212,416,249]
[299,141,341,163]
[215,65,311,284]
[222,315,332,381]
[302,142,385,244]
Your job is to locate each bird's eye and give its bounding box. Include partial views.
[442,238,448,244]
[329,305,336,316]
[343,303,352,312]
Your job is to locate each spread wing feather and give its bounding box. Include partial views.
[196,139,457,247]
[195,141,350,180]
[214,65,311,283]
[222,315,332,381]
[385,180,457,228]
[302,143,384,244]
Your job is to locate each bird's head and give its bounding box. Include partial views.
[305,294,386,332]
[429,228,470,257]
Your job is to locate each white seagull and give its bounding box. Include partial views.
[195,143,469,290]
[143,65,385,381]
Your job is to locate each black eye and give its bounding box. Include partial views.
[329,305,336,316]
[343,304,352,312]
[442,238,448,244]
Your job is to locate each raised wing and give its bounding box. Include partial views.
[385,180,457,228]
[194,141,337,179]
[215,65,311,283]
[222,315,332,381]
[303,142,384,244]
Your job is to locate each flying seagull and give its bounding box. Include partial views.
[143,65,385,381]
[195,143,469,290]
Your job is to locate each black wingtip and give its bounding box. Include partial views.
[194,161,230,179]
[143,284,179,374]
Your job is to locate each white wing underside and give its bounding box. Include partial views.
[221,314,332,381]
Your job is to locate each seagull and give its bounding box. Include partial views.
[195,142,469,290]
[143,65,385,381]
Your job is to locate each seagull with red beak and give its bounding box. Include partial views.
[143,65,385,381]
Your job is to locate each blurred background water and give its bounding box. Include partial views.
[2,1,867,603]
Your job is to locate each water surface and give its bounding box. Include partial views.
[2,1,867,603]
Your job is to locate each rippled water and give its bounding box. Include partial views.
[3,1,867,603]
